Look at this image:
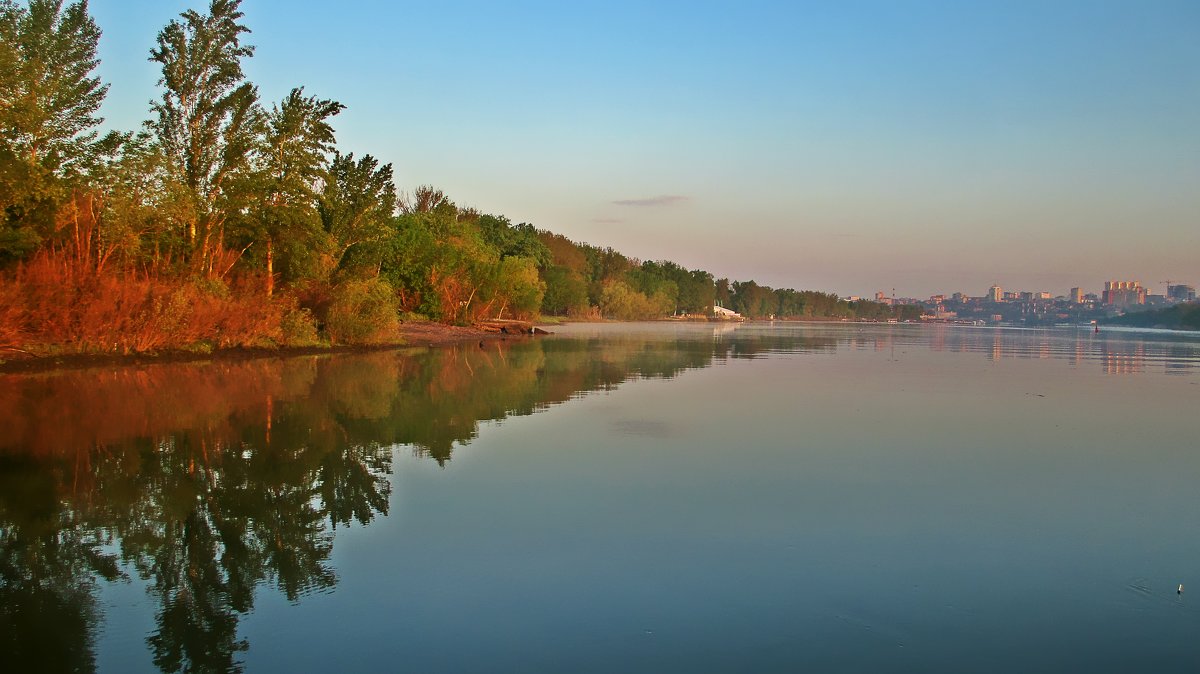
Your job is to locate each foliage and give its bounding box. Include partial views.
[1,252,293,353]
[323,277,399,345]
[0,0,110,175]
[1103,303,1200,331]
[599,279,673,320]
[319,152,396,273]
[0,0,119,263]
[540,265,589,316]
[279,305,320,346]
[493,255,545,319]
[242,87,343,291]
[149,0,262,274]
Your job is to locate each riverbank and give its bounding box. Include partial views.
[0,321,530,375]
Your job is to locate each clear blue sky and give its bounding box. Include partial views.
[88,0,1199,298]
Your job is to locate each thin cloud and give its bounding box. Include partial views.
[611,195,690,207]
[592,217,624,224]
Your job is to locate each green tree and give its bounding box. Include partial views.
[318,151,396,274]
[0,0,115,262]
[492,255,545,319]
[476,214,551,268]
[149,0,262,274]
[252,87,342,294]
[92,132,188,273]
[582,245,632,306]
[0,0,108,173]
[540,265,589,316]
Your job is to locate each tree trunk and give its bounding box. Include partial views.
[266,237,275,297]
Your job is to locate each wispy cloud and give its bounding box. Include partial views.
[592,217,624,224]
[611,195,690,207]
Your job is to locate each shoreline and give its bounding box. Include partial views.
[0,321,531,375]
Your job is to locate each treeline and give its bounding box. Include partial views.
[1101,303,1200,331]
[0,0,916,354]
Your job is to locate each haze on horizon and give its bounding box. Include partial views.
[88,0,1199,299]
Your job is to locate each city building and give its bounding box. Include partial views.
[987,285,1002,302]
[1070,287,1083,304]
[1102,280,1146,307]
[1168,284,1196,302]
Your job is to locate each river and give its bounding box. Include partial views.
[2,322,1199,672]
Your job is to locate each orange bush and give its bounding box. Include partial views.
[0,251,303,354]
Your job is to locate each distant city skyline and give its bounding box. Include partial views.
[87,0,1198,298]
[881,279,1192,303]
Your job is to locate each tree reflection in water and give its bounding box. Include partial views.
[1,332,829,672]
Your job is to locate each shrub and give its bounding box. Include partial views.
[0,252,299,354]
[324,278,400,345]
[280,307,321,347]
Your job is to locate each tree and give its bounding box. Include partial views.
[540,265,589,316]
[148,0,261,274]
[0,0,115,262]
[0,0,108,172]
[492,255,545,319]
[476,214,551,268]
[253,87,342,294]
[397,184,450,215]
[319,151,396,273]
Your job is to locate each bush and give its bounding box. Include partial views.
[280,307,321,347]
[324,278,400,345]
[0,253,298,354]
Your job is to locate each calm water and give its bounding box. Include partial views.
[2,323,1199,673]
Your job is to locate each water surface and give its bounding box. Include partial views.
[2,323,1199,672]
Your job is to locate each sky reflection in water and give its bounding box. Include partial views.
[1,323,1198,673]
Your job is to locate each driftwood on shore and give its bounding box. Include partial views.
[474,320,551,335]
[475,316,532,333]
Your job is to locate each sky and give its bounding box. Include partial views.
[86,0,1198,299]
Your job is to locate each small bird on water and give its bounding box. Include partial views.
[1179,584,1184,594]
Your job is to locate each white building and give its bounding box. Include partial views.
[711,305,743,321]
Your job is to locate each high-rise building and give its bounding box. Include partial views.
[1168,284,1196,302]
[987,285,1002,302]
[1102,280,1146,307]
[1069,287,1083,304]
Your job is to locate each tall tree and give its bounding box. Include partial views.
[318,151,395,274]
[0,0,107,171]
[148,0,261,274]
[254,87,342,294]
[0,0,113,262]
